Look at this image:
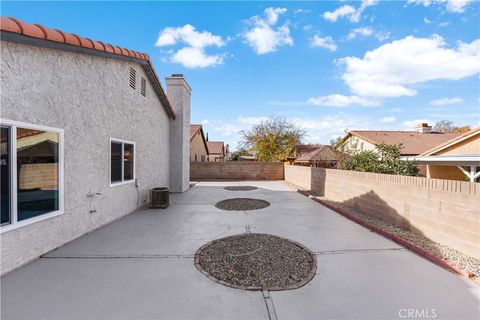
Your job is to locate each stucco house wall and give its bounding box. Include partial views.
[425,132,480,181]
[342,136,376,153]
[0,41,174,274]
[435,135,479,155]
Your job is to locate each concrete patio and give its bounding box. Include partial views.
[1,181,479,319]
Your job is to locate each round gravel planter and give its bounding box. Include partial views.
[215,198,270,211]
[194,233,317,291]
[224,186,258,191]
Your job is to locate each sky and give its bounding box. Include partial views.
[2,0,479,150]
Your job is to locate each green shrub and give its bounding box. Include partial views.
[345,143,420,176]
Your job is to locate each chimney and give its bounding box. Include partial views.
[415,122,432,134]
[166,74,191,192]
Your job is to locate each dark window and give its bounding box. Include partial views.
[111,142,122,183]
[111,140,135,184]
[140,77,146,97]
[129,68,136,89]
[1,126,11,225]
[123,143,134,181]
[16,128,59,221]
[201,155,205,162]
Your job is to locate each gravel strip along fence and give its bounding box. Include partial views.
[313,195,480,278]
[224,186,258,191]
[195,233,317,291]
[215,198,270,211]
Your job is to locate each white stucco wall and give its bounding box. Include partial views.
[1,41,172,274]
[342,136,376,153]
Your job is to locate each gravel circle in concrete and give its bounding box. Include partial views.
[215,198,270,211]
[195,233,317,291]
[224,186,258,191]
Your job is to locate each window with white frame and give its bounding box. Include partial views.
[1,120,64,229]
[110,139,135,185]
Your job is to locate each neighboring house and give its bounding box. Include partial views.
[238,155,256,161]
[190,124,209,162]
[339,123,460,156]
[293,145,340,168]
[405,127,480,182]
[207,141,225,161]
[283,144,323,164]
[0,17,191,275]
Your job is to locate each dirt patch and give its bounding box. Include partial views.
[215,198,270,211]
[224,186,258,191]
[195,233,317,291]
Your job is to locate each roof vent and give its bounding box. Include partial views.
[141,77,146,97]
[129,67,136,89]
[171,74,184,77]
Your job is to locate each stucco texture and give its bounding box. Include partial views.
[1,41,172,274]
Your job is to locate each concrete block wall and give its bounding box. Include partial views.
[285,165,480,258]
[191,162,284,181]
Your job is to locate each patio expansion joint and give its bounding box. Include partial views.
[314,248,406,255]
[41,254,195,259]
[262,290,278,320]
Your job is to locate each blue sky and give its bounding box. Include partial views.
[2,0,479,149]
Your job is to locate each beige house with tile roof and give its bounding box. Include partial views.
[409,127,480,182]
[207,141,225,162]
[339,123,461,156]
[293,145,340,168]
[190,125,209,162]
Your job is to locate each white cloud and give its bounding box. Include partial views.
[323,0,378,23]
[347,27,390,41]
[323,5,357,22]
[339,35,480,98]
[294,9,311,15]
[446,0,472,12]
[407,0,473,13]
[237,116,269,126]
[155,24,226,68]
[171,47,224,68]
[310,35,337,52]
[347,27,374,40]
[379,116,396,123]
[429,97,463,106]
[243,7,293,55]
[424,17,432,24]
[307,94,380,107]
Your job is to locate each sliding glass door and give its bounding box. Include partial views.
[1,126,11,225]
[0,120,63,229]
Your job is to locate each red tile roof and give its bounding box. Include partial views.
[0,17,175,118]
[295,144,325,156]
[207,141,224,155]
[349,131,461,155]
[295,145,340,162]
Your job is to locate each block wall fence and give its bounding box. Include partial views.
[284,165,480,258]
[190,162,284,181]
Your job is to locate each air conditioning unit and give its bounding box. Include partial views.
[149,187,169,209]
